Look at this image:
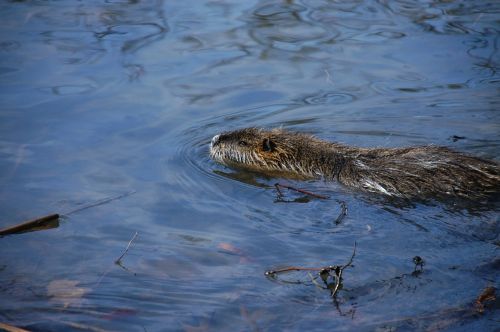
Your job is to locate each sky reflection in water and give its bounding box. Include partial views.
[0,1,499,331]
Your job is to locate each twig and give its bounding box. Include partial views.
[115,232,139,265]
[64,190,136,216]
[334,201,348,225]
[341,241,357,272]
[265,266,326,276]
[0,214,60,236]
[330,267,343,297]
[274,183,329,200]
[325,68,333,85]
[331,242,357,297]
[308,272,326,289]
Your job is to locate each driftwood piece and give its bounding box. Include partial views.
[0,214,59,236]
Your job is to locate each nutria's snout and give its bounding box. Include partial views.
[211,134,220,148]
[209,127,500,200]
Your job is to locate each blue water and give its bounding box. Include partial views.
[0,1,498,331]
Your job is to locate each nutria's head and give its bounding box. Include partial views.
[210,127,319,176]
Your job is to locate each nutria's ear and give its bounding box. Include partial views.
[262,138,276,152]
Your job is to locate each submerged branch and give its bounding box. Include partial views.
[274,183,329,200]
[331,242,357,297]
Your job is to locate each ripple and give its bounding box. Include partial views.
[0,41,20,51]
[253,4,307,18]
[370,81,435,96]
[39,84,98,96]
[303,91,356,105]
[215,103,302,124]
[333,129,423,139]
[38,84,97,96]
[96,23,168,53]
[427,101,465,108]
[105,0,138,3]
[0,67,18,76]
[379,0,500,35]
[375,31,406,39]
[249,23,328,48]
[346,30,406,43]
[178,128,216,182]
[247,2,329,51]
[396,72,428,82]
[170,121,239,205]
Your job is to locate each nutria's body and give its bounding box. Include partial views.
[210,128,499,200]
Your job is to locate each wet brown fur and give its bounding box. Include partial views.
[210,128,500,200]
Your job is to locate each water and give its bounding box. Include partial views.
[0,0,499,331]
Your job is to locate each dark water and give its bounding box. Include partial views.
[1,0,499,331]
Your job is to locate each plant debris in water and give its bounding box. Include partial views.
[334,201,348,225]
[115,231,139,267]
[274,182,329,202]
[412,255,425,276]
[265,242,357,299]
[0,213,60,236]
[474,286,496,314]
[273,183,348,224]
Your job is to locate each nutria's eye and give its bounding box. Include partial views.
[238,140,248,147]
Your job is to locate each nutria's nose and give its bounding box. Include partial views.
[211,134,220,147]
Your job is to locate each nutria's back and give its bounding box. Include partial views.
[210,128,500,200]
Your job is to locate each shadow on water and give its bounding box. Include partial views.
[0,0,499,331]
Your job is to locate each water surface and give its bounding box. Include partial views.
[0,1,499,331]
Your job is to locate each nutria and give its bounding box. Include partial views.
[209,128,499,200]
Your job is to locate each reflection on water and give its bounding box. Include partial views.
[0,0,499,331]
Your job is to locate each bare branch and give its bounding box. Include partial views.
[115,232,139,265]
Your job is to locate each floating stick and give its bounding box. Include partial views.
[115,231,139,265]
[274,183,329,200]
[0,214,59,236]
